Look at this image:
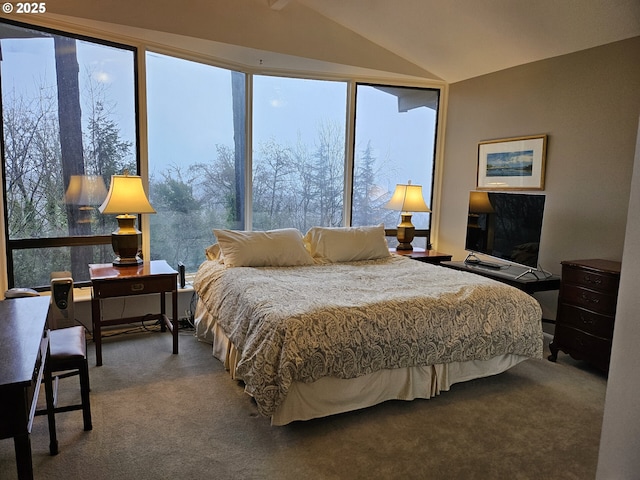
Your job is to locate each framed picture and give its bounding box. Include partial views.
[477,134,547,190]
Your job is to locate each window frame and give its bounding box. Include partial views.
[0,18,141,289]
[1,18,446,289]
[351,82,441,249]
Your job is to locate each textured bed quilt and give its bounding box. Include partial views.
[194,255,543,418]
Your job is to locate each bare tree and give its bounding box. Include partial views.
[312,121,344,227]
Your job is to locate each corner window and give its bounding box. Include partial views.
[352,84,439,248]
[3,21,442,288]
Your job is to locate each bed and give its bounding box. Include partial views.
[193,226,543,425]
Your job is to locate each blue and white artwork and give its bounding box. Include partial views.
[485,150,533,177]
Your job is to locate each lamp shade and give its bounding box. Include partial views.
[469,191,495,214]
[385,182,430,213]
[99,174,156,215]
[65,175,108,206]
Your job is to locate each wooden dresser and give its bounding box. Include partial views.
[549,259,621,372]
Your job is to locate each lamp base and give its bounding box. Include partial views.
[111,215,143,268]
[112,254,143,267]
[396,213,416,251]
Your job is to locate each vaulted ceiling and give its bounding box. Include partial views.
[5,0,640,83]
[297,0,640,82]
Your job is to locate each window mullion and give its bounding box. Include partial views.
[244,73,253,231]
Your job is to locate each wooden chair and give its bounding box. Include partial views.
[38,276,93,449]
[36,324,93,430]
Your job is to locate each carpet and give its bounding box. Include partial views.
[0,328,606,479]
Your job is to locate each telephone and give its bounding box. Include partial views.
[5,287,39,298]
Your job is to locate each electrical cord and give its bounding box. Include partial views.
[82,291,201,341]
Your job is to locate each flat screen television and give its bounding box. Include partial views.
[465,191,546,269]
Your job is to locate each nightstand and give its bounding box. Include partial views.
[89,260,178,366]
[390,248,453,265]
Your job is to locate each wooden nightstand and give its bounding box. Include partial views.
[89,260,178,366]
[390,248,453,265]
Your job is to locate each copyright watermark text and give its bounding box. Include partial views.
[3,3,47,14]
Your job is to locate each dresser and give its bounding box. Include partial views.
[549,259,621,372]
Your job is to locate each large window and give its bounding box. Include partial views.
[1,21,442,288]
[252,75,347,231]
[142,60,443,271]
[146,53,245,272]
[352,84,440,249]
[0,20,137,287]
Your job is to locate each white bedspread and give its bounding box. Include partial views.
[194,255,543,417]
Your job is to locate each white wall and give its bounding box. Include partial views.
[596,117,640,478]
[437,37,640,319]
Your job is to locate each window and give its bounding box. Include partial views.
[252,75,347,231]
[3,21,442,288]
[0,20,137,287]
[352,84,440,249]
[146,52,246,272]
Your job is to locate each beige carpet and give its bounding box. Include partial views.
[1,327,607,480]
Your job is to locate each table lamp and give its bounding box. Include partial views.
[385,181,430,250]
[64,175,108,223]
[99,173,156,267]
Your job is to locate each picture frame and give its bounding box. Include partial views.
[476,134,547,190]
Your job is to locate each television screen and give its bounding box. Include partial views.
[465,191,546,268]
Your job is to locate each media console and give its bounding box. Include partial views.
[440,260,561,295]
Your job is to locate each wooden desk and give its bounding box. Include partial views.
[441,260,561,294]
[0,296,56,480]
[90,260,179,367]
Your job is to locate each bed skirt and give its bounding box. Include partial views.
[195,304,528,426]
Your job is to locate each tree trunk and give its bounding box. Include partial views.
[231,71,245,229]
[54,36,92,276]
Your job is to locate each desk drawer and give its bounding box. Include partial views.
[3,332,49,436]
[27,331,48,432]
[93,275,176,298]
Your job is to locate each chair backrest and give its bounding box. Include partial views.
[48,273,75,330]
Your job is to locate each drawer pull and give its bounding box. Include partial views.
[131,283,145,292]
[581,292,600,304]
[583,274,602,285]
[579,313,594,325]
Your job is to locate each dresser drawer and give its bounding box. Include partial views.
[562,265,620,293]
[554,324,612,369]
[560,284,618,315]
[557,303,614,339]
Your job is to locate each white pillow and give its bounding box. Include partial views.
[213,228,315,268]
[205,243,221,261]
[303,225,390,263]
